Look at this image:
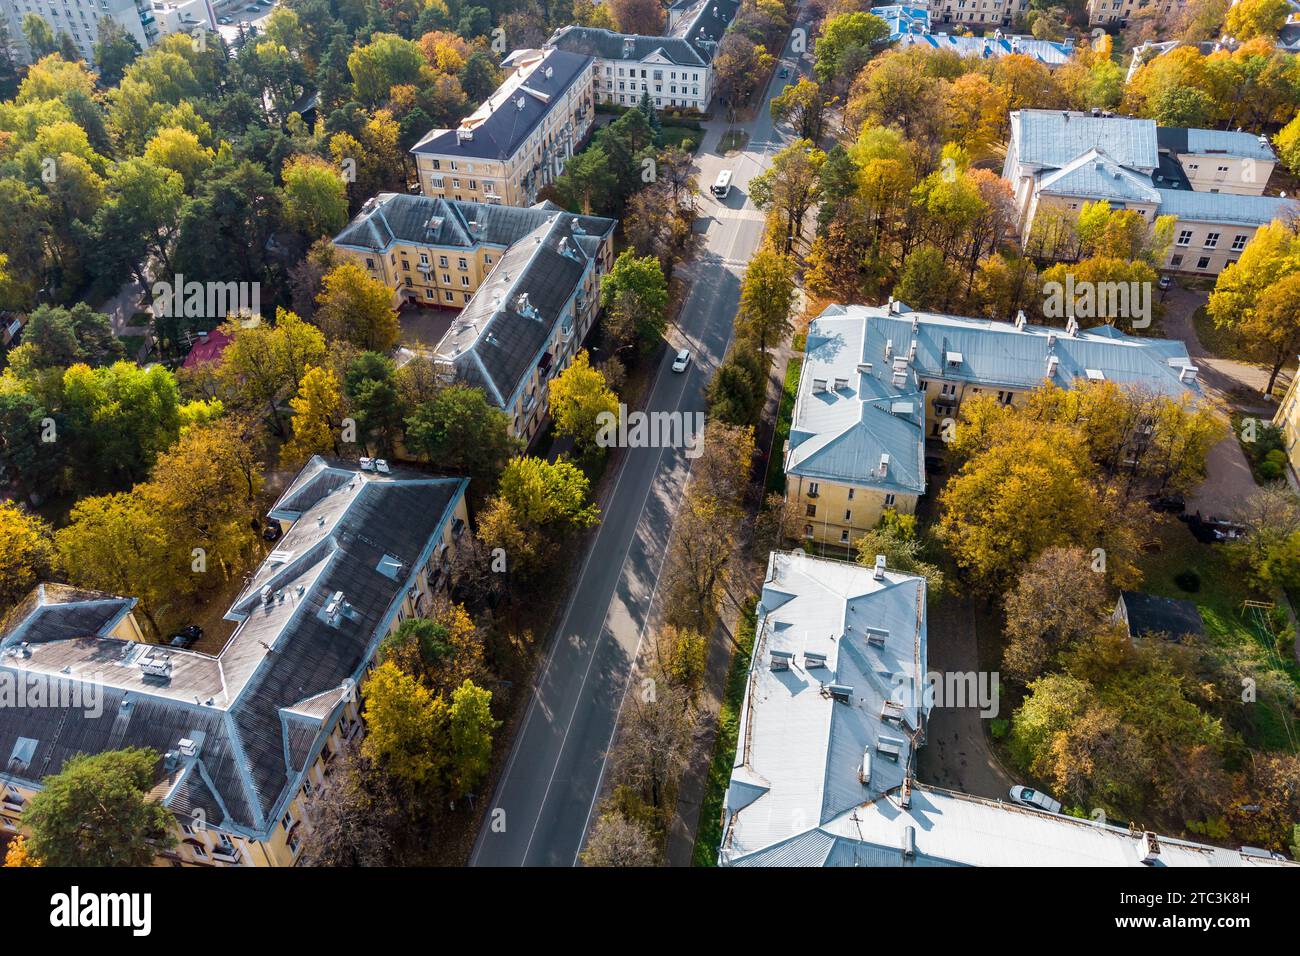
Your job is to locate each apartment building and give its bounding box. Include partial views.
[410,48,596,208]
[719,550,1296,867]
[332,192,615,310]
[874,4,1073,61]
[546,0,738,111]
[430,205,616,443]
[1088,0,1182,26]
[927,0,1031,28]
[720,550,930,864]
[1,0,214,65]
[0,458,469,866]
[1003,109,1299,276]
[787,302,1200,548]
[1273,369,1300,477]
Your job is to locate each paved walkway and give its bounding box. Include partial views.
[915,598,1016,799]
[1159,282,1282,517]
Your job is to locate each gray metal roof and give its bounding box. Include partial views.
[722,551,928,863]
[671,0,740,55]
[1037,148,1162,204]
[334,193,615,256]
[410,48,593,162]
[1010,109,1159,171]
[0,459,467,840]
[787,313,926,494]
[1157,125,1277,162]
[1154,188,1299,228]
[546,25,708,66]
[817,304,1201,397]
[724,784,1297,866]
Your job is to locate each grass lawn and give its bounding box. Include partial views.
[691,601,757,866]
[1191,305,1268,368]
[1139,518,1299,753]
[656,125,701,152]
[718,130,748,154]
[763,351,801,496]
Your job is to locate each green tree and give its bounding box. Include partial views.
[0,502,53,612]
[404,384,518,482]
[344,351,406,457]
[549,350,619,463]
[348,33,425,105]
[360,660,448,788]
[24,748,174,867]
[600,249,668,349]
[282,153,349,238]
[498,456,600,532]
[61,361,182,489]
[736,245,796,356]
[448,680,499,797]
[315,261,400,352]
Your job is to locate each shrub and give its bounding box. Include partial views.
[1174,569,1201,593]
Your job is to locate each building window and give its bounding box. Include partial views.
[807,481,819,496]
[847,487,854,501]
[884,493,896,507]
[843,510,852,522]
[1231,234,1247,252]
[840,529,850,544]
[458,257,468,270]
[1170,254,1183,267]
[805,504,817,517]
[1197,257,1211,270]
[1204,232,1219,249]
[1175,230,1193,247]
[803,524,814,538]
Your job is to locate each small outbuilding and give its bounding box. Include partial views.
[1114,591,1204,641]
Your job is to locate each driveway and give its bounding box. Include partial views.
[915,598,1015,800]
[1159,282,1277,517]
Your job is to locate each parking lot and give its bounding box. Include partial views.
[211,0,275,28]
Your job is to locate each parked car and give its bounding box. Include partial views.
[777,66,788,78]
[1158,276,1172,291]
[1009,785,1062,814]
[218,15,231,23]
[168,625,203,648]
[262,521,282,542]
[671,348,691,373]
[244,4,259,10]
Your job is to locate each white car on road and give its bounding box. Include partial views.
[1009,785,1062,814]
[671,348,691,373]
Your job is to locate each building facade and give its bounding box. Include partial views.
[1088,0,1183,26]
[788,302,1201,548]
[0,458,469,866]
[332,192,615,311]
[1,0,214,65]
[429,206,616,442]
[1273,367,1300,477]
[410,48,596,208]
[546,0,738,111]
[1003,110,1299,276]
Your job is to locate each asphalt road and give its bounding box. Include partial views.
[468,29,808,867]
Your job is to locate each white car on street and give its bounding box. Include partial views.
[1009,785,1062,814]
[671,348,691,372]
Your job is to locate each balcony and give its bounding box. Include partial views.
[211,845,243,865]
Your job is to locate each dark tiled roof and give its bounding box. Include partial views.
[334,193,614,255]
[0,584,135,647]
[410,49,593,162]
[674,0,739,56]
[547,25,708,66]
[436,214,603,408]
[1119,591,1204,639]
[0,460,467,839]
